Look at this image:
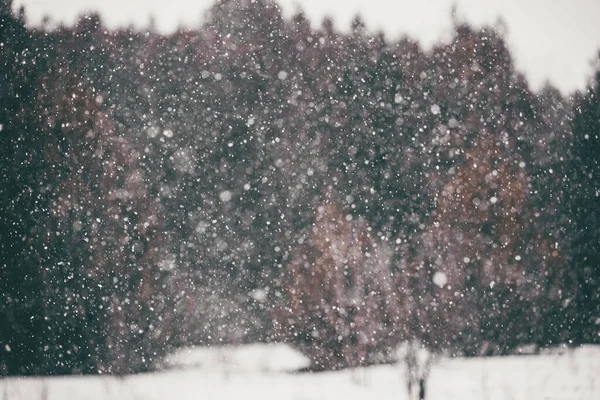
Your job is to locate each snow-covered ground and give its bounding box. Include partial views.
[162,343,311,373]
[2,344,599,400]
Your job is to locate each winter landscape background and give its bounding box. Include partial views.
[1,0,599,398]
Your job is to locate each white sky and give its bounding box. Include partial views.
[14,0,600,94]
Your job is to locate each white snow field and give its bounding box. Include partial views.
[1,344,599,400]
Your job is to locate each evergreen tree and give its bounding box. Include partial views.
[570,66,600,343]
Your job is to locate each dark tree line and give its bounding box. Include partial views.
[0,0,598,374]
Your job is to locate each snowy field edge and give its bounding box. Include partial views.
[1,344,599,400]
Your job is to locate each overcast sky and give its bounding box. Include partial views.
[13,0,600,94]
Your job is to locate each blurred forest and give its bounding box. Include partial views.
[0,0,599,375]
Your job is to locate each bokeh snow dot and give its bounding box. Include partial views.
[219,190,232,202]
